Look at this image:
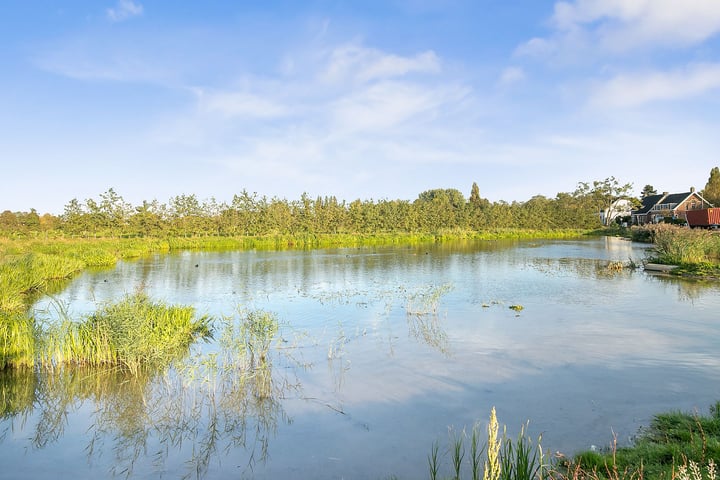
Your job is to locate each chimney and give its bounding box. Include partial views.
[662,192,669,196]
[690,186,695,192]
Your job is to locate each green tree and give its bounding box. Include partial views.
[0,210,18,233]
[640,184,657,198]
[99,188,131,235]
[61,198,89,236]
[703,167,720,206]
[469,182,481,205]
[575,177,634,226]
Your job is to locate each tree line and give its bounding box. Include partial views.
[0,178,643,238]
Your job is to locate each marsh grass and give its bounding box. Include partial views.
[0,312,37,369]
[37,292,212,372]
[0,253,84,313]
[406,284,453,316]
[429,408,547,480]
[558,403,720,480]
[633,225,720,267]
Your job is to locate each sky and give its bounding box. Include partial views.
[2,0,720,214]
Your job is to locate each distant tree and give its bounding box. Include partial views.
[469,182,481,205]
[640,184,657,198]
[417,188,466,208]
[415,188,466,230]
[575,177,634,226]
[0,210,18,233]
[39,213,60,231]
[61,198,88,235]
[17,209,40,231]
[703,167,720,206]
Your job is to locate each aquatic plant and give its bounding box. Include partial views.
[406,284,453,316]
[38,292,212,372]
[485,407,502,480]
[427,407,547,480]
[0,312,36,369]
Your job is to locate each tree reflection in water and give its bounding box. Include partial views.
[0,308,300,479]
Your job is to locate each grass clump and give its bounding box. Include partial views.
[0,312,37,369]
[0,253,84,313]
[560,402,720,479]
[428,407,547,480]
[632,225,720,267]
[39,292,212,372]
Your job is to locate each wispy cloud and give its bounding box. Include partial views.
[590,63,720,108]
[106,0,144,23]
[517,0,720,58]
[497,66,526,87]
[320,43,440,85]
[195,89,291,119]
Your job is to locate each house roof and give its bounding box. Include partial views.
[632,191,712,215]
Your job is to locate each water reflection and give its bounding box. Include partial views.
[0,313,301,479]
[3,238,720,479]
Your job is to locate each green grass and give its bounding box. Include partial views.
[37,292,212,372]
[630,225,720,267]
[425,404,720,480]
[0,253,84,312]
[560,402,720,479]
[0,312,37,369]
[0,292,212,372]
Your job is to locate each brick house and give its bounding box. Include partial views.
[631,188,713,225]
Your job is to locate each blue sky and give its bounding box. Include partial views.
[2,1,720,214]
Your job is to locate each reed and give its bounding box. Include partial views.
[427,408,547,480]
[0,312,37,369]
[38,292,212,372]
[0,253,84,312]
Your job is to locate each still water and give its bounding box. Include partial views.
[2,237,720,479]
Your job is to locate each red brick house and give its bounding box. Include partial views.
[631,189,713,225]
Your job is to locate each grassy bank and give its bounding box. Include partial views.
[0,230,589,315]
[629,225,720,277]
[425,404,720,480]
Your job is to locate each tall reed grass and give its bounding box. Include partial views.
[28,293,211,372]
[428,407,547,480]
[632,224,720,266]
[0,312,36,369]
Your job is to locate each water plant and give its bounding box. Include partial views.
[37,292,212,372]
[427,407,547,480]
[406,284,453,316]
[0,312,36,369]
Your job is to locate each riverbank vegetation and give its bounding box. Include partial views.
[427,403,720,480]
[630,225,720,277]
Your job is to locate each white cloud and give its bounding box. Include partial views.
[517,0,720,57]
[330,81,469,133]
[590,63,720,108]
[320,43,440,84]
[106,0,144,22]
[196,89,290,118]
[498,67,526,86]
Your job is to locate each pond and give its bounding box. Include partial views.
[2,237,720,479]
